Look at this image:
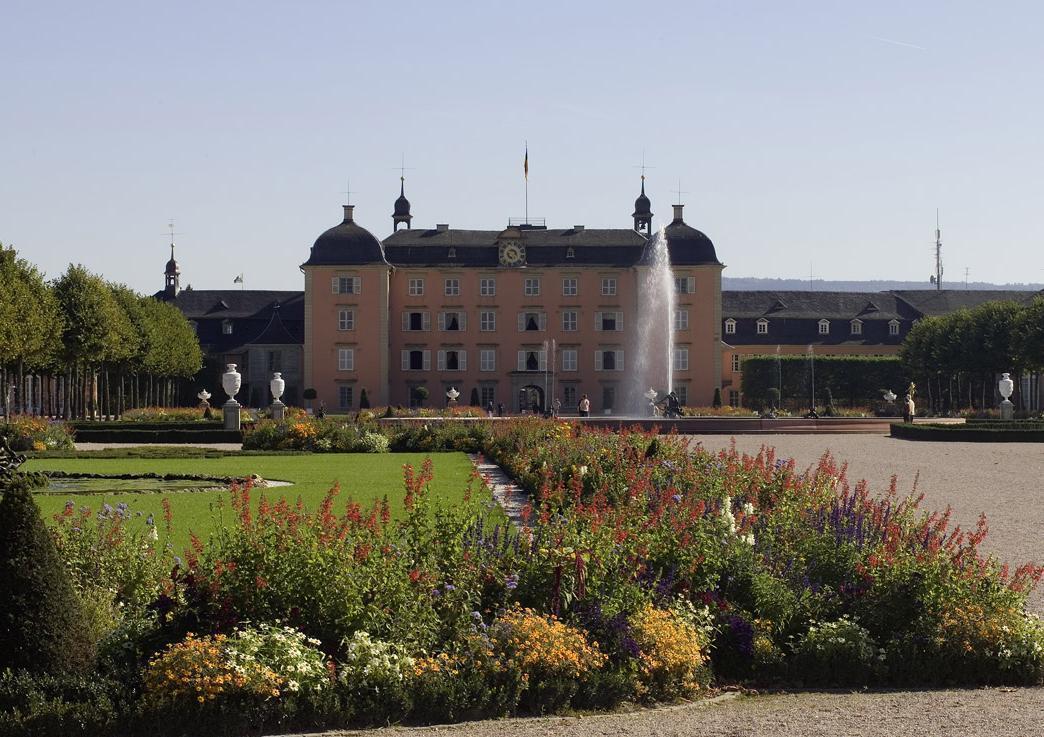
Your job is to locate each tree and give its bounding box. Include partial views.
[1016,297,1044,372]
[413,386,429,406]
[359,388,370,409]
[712,387,722,409]
[470,387,480,406]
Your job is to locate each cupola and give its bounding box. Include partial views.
[392,176,412,231]
[303,203,387,267]
[632,176,653,235]
[164,243,180,298]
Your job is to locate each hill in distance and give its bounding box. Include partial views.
[722,277,1044,292]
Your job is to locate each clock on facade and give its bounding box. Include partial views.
[498,241,526,266]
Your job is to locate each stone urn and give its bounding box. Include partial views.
[270,372,285,402]
[222,364,241,404]
[999,372,1015,420]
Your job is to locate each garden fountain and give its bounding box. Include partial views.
[627,227,675,414]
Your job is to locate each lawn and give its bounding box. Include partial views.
[26,452,483,546]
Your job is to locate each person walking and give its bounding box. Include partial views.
[486,400,494,418]
[578,394,591,417]
[903,393,915,424]
[552,397,562,417]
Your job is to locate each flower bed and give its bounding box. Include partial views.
[0,416,74,451]
[3,418,1043,735]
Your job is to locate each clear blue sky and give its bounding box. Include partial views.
[3,1,1043,292]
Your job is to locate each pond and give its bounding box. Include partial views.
[40,476,292,495]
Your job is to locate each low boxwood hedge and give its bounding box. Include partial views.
[890,423,1044,442]
[71,428,243,444]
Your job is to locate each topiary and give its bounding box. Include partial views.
[0,474,96,675]
[359,388,370,409]
[712,387,723,409]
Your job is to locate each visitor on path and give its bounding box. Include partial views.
[552,397,561,417]
[903,394,915,424]
[486,401,494,417]
[316,402,326,419]
[579,394,591,417]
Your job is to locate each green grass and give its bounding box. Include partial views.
[26,452,483,547]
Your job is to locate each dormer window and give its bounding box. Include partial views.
[889,319,901,336]
[850,319,863,335]
[818,319,830,335]
[447,247,457,259]
[756,318,769,335]
[222,319,233,335]
[566,247,575,259]
[724,318,736,335]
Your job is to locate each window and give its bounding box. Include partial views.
[566,247,575,259]
[524,277,540,296]
[480,277,496,296]
[596,350,623,371]
[601,277,617,296]
[444,278,460,296]
[480,311,496,332]
[729,390,740,407]
[447,247,457,259]
[480,386,496,407]
[222,319,233,335]
[850,319,863,335]
[338,309,354,331]
[673,347,689,371]
[563,385,577,406]
[562,311,578,331]
[674,309,689,330]
[674,276,695,294]
[756,319,769,335]
[402,349,431,371]
[731,354,741,372]
[561,349,578,372]
[337,347,354,371]
[439,311,465,331]
[480,349,495,372]
[437,349,466,371]
[602,386,616,410]
[402,311,431,331]
[408,278,424,296]
[562,277,578,296]
[338,385,353,409]
[674,386,688,406]
[267,350,282,372]
[332,276,361,294]
[724,318,736,335]
[597,311,622,331]
[889,320,900,336]
[518,311,547,331]
[517,350,547,371]
[818,319,830,335]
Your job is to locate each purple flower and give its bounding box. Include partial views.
[444,583,456,592]
[146,514,155,526]
[471,610,483,622]
[505,574,519,590]
[671,494,682,503]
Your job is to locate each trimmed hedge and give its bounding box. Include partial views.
[891,423,1044,442]
[71,428,242,444]
[740,355,909,409]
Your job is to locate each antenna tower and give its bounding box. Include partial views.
[934,210,943,291]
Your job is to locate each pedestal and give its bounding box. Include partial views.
[224,400,241,431]
[1000,399,1014,421]
[270,400,285,421]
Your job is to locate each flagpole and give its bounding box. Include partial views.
[524,141,528,225]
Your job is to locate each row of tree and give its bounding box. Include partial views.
[0,245,202,419]
[740,355,908,410]
[899,298,1044,413]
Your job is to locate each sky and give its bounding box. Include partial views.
[3,0,1043,292]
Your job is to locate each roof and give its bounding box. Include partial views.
[302,205,387,267]
[663,216,720,265]
[161,289,304,320]
[248,305,300,345]
[723,291,905,320]
[889,289,1041,316]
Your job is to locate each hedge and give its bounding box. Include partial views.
[890,423,1044,442]
[740,355,909,409]
[71,428,243,444]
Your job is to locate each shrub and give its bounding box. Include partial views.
[0,476,95,675]
[358,389,370,409]
[712,388,722,409]
[337,631,412,723]
[0,416,73,451]
[629,603,710,701]
[0,669,120,737]
[792,616,881,685]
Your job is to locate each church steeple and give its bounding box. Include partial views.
[392,176,412,231]
[632,175,653,235]
[164,242,180,298]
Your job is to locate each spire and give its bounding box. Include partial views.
[632,175,653,235]
[392,175,412,231]
[164,241,180,298]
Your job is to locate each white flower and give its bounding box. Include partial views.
[743,502,755,515]
[578,465,588,476]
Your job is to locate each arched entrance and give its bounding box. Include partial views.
[518,385,545,414]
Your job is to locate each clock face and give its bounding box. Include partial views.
[499,241,526,266]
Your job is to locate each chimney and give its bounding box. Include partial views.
[572,225,585,231]
[342,204,355,223]
[436,223,449,231]
[672,204,684,223]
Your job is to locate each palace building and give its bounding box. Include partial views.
[300,179,723,412]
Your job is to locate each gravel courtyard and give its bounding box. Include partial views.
[300,433,1044,737]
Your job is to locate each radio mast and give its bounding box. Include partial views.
[933,210,943,290]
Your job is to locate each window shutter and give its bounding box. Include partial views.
[459,312,467,331]
[538,351,547,371]
[437,350,446,371]
[616,311,623,330]
[438,312,446,331]
[538,312,547,331]
[422,312,432,331]
[401,350,409,370]
[517,351,525,371]
[458,351,467,371]
[617,350,624,371]
[401,312,409,331]
[517,313,525,332]
[686,276,695,293]
[595,311,602,331]
[331,276,339,294]
[595,350,603,371]
[422,350,431,371]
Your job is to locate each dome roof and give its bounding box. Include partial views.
[663,205,719,265]
[303,205,387,266]
[632,178,652,218]
[164,245,179,275]
[393,178,411,216]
